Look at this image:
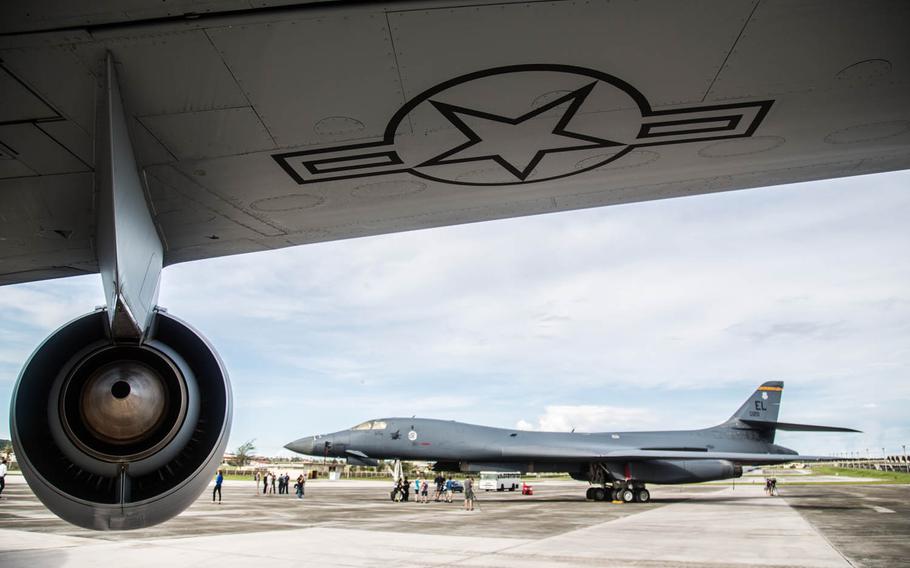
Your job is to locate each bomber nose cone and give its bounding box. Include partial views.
[284,436,316,455]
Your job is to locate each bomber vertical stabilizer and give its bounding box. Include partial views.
[718,381,859,442]
[728,381,784,425]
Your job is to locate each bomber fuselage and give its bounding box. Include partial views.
[287,417,795,468]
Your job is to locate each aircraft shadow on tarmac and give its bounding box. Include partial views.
[388,493,777,506]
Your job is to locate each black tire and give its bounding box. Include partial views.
[592,487,607,501]
[585,487,595,500]
[636,488,651,503]
[621,489,635,503]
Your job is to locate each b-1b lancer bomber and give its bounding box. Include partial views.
[287,382,858,503]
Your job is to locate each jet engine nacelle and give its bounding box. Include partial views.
[10,309,231,530]
[628,459,743,484]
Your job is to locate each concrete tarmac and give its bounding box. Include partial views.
[1,475,908,567]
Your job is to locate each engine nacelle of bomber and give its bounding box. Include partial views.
[10,309,232,530]
[629,459,743,484]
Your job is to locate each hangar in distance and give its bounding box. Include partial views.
[1,0,907,529]
[286,382,860,503]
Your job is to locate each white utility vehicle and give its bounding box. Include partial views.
[479,471,521,492]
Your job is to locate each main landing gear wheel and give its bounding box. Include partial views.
[620,489,635,503]
[636,488,651,503]
[586,487,595,500]
[592,487,607,501]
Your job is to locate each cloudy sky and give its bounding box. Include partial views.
[1,170,908,459]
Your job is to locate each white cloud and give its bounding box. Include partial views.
[518,405,661,433]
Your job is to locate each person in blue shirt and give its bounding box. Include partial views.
[444,477,454,503]
[213,470,224,503]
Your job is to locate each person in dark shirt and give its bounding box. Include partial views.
[434,474,445,502]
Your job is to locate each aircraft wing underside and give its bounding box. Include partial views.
[2,0,909,285]
[501,446,822,464]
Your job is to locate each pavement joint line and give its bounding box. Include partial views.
[780,490,860,568]
[864,504,896,513]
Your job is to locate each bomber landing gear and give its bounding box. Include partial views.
[588,483,650,503]
[585,464,651,504]
[586,487,608,501]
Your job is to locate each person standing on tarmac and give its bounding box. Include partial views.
[213,469,224,503]
[464,477,475,511]
[295,474,305,499]
[0,458,7,498]
[419,477,429,503]
[444,477,454,503]
[433,473,444,502]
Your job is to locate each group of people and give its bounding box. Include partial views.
[764,477,778,496]
[254,471,306,499]
[391,473,476,511]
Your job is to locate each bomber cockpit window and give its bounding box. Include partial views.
[352,420,387,430]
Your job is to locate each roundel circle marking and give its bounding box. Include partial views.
[407,430,418,441]
[273,64,774,187]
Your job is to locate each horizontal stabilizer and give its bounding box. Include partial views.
[741,420,861,433]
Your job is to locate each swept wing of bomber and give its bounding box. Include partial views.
[286,382,860,503]
[1,1,905,529]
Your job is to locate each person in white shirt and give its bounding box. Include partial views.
[0,458,8,498]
